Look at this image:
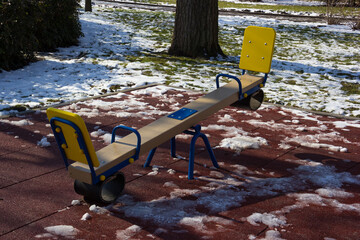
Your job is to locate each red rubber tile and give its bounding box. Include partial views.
[1,86,360,240]
[0,169,77,236]
[0,145,64,188]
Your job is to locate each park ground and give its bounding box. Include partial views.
[1,0,360,239]
[0,0,359,117]
[1,85,360,239]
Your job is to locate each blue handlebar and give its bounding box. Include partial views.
[111,125,141,159]
[215,73,243,99]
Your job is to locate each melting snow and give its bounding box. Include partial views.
[219,136,268,152]
[89,204,108,214]
[116,225,142,240]
[38,225,79,238]
[163,181,179,188]
[81,213,92,221]
[246,212,287,227]
[0,119,34,126]
[315,188,354,198]
[218,114,237,123]
[71,200,81,206]
[37,137,51,147]
[261,230,286,240]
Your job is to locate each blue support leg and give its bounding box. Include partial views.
[200,133,219,168]
[187,125,219,180]
[170,137,176,158]
[144,147,157,167]
[188,133,200,180]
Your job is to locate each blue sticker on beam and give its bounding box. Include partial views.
[168,108,198,120]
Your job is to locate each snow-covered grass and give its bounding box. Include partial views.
[0,2,359,117]
[124,0,359,16]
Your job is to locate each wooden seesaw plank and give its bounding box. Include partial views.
[69,74,264,184]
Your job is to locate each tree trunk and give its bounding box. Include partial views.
[168,0,224,58]
[85,0,92,12]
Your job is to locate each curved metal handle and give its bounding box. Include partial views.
[111,125,141,159]
[215,73,243,99]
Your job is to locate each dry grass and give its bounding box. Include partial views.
[325,0,360,29]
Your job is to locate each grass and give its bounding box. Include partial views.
[109,84,122,92]
[86,6,359,116]
[341,81,360,95]
[2,105,28,112]
[287,80,297,85]
[122,0,360,16]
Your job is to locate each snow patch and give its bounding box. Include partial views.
[246,212,287,228]
[218,114,236,123]
[90,128,107,137]
[179,215,233,233]
[167,169,176,175]
[81,213,92,221]
[315,188,354,198]
[209,171,225,179]
[42,225,79,238]
[260,230,285,240]
[0,119,34,126]
[71,200,81,206]
[89,204,108,214]
[163,181,179,188]
[116,225,142,240]
[219,136,267,152]
[37,137,51,147]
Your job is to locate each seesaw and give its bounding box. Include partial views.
[47,26,276,203]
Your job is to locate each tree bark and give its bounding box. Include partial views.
[168,0,224,58]
[85,0,92,12]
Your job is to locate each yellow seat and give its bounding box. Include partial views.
[46,107,100,168]
[239,26,276,74]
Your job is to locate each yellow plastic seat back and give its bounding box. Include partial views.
[239,26,276,74]
[46,107,100,167]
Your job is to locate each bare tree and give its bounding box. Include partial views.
[168,0,224,58]
[85,0,92,12]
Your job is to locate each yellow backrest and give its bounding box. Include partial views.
[46,107,100,167]
[239,26,276,74]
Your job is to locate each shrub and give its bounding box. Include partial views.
[0,0,82,71]
[0,0,38,70]
[35,0,82,51]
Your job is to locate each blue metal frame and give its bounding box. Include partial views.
[215,73,243,100]
[170,137,176,158]
[50,118,143,185]
[168,108,198,120]
[144,147,157,168]
[185,125,219,179]
[50,117,98,184]
[144,125,219,179]
[111,125,141,160]
[215,72,268,102]
[94,125,143,181]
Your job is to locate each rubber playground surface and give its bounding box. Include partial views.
[1,85,360,240]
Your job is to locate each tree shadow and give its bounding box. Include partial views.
[93,139,360,239]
